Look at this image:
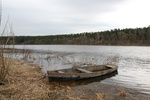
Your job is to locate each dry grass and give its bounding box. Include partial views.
[0,48,14,85]
[96,93,106,100]
[0,59,49,99]
[0,59,86,100]
[119,90,127,97]
[0,54,8,84]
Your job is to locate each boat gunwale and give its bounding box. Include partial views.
[47,64,118,76]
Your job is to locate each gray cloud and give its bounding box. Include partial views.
[57,0,121,13]
[1,0,127,35]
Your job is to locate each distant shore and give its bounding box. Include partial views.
[0,59,150,100]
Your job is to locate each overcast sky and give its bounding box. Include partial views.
[1,0,150,36]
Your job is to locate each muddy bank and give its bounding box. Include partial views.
[0,59,150,100]
[70,82,150,100]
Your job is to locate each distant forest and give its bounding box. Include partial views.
[1,26,150,45]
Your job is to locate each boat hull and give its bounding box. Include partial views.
[47,64,118,81]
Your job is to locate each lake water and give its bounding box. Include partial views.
[10,45,150,94]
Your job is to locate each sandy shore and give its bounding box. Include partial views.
[0,59,150,100]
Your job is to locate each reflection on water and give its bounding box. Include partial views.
[76,71,118,84]
[8,45,150,94]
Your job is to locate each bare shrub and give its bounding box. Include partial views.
[0,18,15,84]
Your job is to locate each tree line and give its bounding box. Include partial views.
[1,26,150,45]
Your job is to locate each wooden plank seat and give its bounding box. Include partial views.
[57,71,65,73]
[76,68,92,73]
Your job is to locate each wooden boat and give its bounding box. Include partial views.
[47,64,118,81]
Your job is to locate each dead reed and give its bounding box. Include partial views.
[0,59,87,99]
[0,18,15,85]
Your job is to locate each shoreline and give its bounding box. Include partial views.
[0,59,150,100]
[71,82,150,100]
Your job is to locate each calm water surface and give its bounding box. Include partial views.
[13,45,150,94]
